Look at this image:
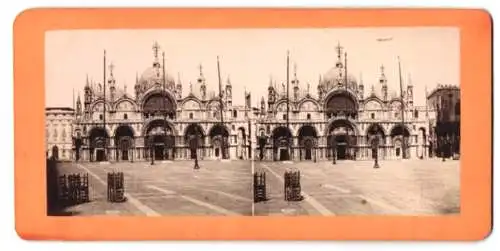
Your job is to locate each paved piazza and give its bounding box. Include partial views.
[55,159,459,216]
[56,160,253,216]
[254,159,460,216]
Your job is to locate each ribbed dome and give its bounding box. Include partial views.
[322,67,357,90]
[138,65,176,90]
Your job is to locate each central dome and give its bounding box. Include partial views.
[322,67,357,91]
[139,64,176,90]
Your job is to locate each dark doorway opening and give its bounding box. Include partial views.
[154,145,164,160]
[121,150,129,160]
[305,148,312,160]
[396,148,401,157]
[337,145,347,160]
[279,148,289,161]
[96,149,105,162]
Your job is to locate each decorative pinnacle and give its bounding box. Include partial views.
[152,41,160,61]
[380,64,386,83]
[108,62,115,77]
[336,42,343,59]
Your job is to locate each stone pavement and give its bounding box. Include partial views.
[54,160,253,216]
[53,158,459,216]
[253,159,460,216]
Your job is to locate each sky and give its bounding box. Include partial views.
[45,27,459,108]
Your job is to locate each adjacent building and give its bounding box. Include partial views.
[46,107,75,161]
[427,85,460,158]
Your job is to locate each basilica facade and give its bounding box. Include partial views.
[71,43,252,162]
[254,45,434,161]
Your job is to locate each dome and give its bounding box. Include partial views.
[138,65,176,91]
[322,67,357,90]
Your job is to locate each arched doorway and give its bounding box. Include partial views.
[114,125,135,161]
[366,123,386,159]
[184,123,205,159]
[237,127,247,160]
[209,124,230,159]
[390,124,410,159]
[272,126,293,161]
[327,119,357,160]
[144,120,176,161]
[298,125,318,160]
[88,127,109,162]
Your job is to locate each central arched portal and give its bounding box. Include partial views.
[208,124,230,159]
[327,120,357,160]
[114,125,135,161]
[272,126,293,161]
[144,120,176,160]
[298,125,318,160]
[88,127,110,162]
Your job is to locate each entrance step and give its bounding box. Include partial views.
[282,161,294,164]
[160,161,173,164]
[99,161,111,165]
[221,159,231,163]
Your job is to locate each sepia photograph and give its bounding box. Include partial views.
[45,28,460,217]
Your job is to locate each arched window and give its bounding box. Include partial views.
[99,114,103,120]
[283,114,287,120]
[124,113,128,120]
[233,110,238,118]
[189,113,193,119]
[414,110,419,119]
[371,113,375,119]
[307,113,311,120]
